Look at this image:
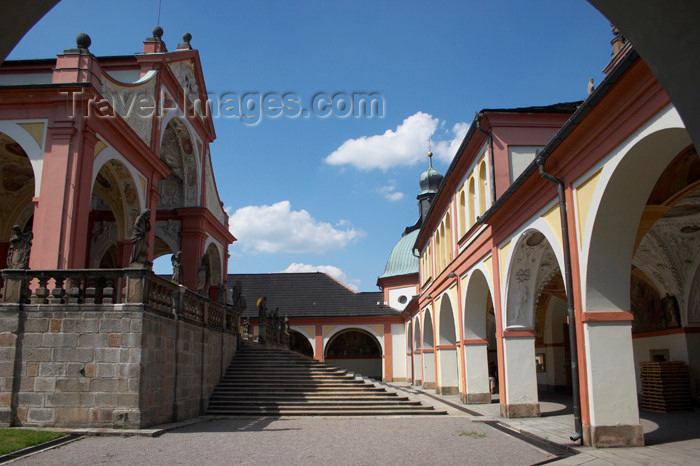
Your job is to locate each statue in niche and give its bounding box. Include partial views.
[511,268,531,326]
[662,294,681,329]
[7,225,33,269]
[129,209,151,267]
[171,251,183,284]
[195,253,210,295]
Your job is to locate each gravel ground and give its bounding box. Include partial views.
[14,416,554,465]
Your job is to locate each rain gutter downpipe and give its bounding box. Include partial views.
[537,158,583,444]
[475,113,497,205]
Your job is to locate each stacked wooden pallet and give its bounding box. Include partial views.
[640,361,690,412]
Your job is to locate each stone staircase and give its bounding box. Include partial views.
[206,340,445,416]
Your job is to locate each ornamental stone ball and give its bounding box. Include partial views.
[76,33,91,50]
[182,32,192,43]
[153,26,164,39]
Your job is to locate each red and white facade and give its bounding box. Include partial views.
[402,46,699,447]
[0,32,234,296]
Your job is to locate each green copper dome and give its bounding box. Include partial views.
[379,229,419,278]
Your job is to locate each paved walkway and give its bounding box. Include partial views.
[13,416,554,465]
[8,380,700,465]
[386,382,700,465]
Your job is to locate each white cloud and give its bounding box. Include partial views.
[433,122,470,163]
[281,262,359,291]
[228,200,364,254]
[377,180,404,202]
[324,112,468,170]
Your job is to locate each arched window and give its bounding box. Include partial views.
[479,161,487,214]
[458,187,466,238]
[445,213,452,266]
[468,176,476,226]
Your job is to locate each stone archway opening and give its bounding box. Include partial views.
[88,159,140,269]
[584,125,695,443]
[289,329,314,358]
[0,131,35,266]
[413,317,422,386]
[501,229,568,418]
[325,328,382,379]
[463,269,496,404]
[422,310,436,389]
[628,143,700,420]
[437,295,459,395]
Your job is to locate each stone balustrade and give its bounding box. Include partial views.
[0,268,239,334]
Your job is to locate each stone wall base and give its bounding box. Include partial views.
[436,386,459,395]
[460,392,491,404]
[500,402,540,418]
[414,380,422,387]
[422,381,435,389]
[383,377,408,383]
[583,424,645,447]
[0,408,11,426]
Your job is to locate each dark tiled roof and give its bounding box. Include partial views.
[227,273,400,319]
[481,101,583,114]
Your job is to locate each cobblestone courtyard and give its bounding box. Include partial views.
[13,416,554,465]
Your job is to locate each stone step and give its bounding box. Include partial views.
[205,408,445,416]
[208,399,421,407]
[205,343,445,417]
[208,394,407,402]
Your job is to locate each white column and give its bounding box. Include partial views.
[501,336,540,417]
[463,344,490,403]
[583,320,644,447]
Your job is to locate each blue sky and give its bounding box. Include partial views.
[8,0,612,291]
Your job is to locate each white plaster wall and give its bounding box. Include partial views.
[438,349,459,387]
[464,344,489,395]
[388,286,416,310]
[503,337,538,404]
[632,333,689,393]
[423,352,435,383]
[391,323,406,379]
[584,322,640,426]
[412,353,421,382]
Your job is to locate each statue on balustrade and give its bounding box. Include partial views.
[273,308,280,329]
[171,250,183,284]
[195,253,210,295]
[129,209,151,267]
[283,315,289,334]
[257,297,267,325]
[242,317,250,335]
[7,225,33,269]
[230,280,246,312]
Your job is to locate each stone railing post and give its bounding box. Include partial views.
[1,270,26,304]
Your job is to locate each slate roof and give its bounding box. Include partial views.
[227,273,400,319]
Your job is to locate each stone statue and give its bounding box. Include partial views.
[273,308,280,330]
[171,250,183,284]
[7,225,33,269]
[230,280,247,312]
[129,209,151,267]
[257,297,267,325]
[195,253,210,295]
[283,315,289,334]
[242,317,250,335]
